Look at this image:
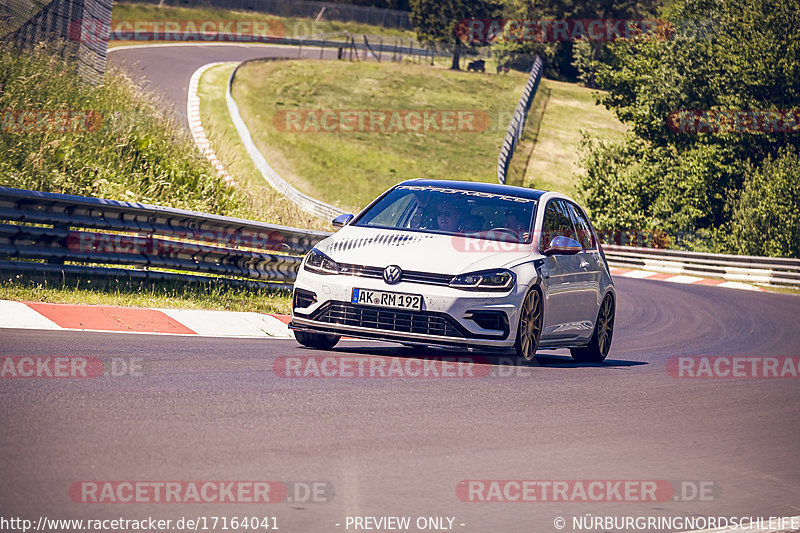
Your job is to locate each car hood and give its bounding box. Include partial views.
[315,225,532,275]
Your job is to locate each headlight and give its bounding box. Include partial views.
[304,248,340,274]
[449,269,515,291]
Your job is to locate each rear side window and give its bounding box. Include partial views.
[568,203,596,250]
[540,199,577,250]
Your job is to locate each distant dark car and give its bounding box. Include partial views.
[467,59,485,72]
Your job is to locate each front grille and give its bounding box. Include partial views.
[337,263,453,286]
[310,302,463,338]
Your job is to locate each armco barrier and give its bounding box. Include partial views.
[2,186,795,290]
[603,244,800,288]
[0,186,328,288]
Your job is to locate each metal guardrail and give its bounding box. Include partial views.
[0,186,329,288]
[603,244,800,288]
[498,55,543,184]
[2,187,795,290]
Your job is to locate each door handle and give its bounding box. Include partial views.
[580,260,590,269]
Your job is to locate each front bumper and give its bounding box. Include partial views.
[291,269,529,349]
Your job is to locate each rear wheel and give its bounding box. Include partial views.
[514,289,543,361]
[570,294,614,362]
[294,330,340,350]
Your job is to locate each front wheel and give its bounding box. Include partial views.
[514,289,543,361]
[294,330,340,350]
[570,293,615,362]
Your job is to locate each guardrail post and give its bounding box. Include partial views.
[48,223,69,265]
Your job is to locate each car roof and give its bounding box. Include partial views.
[400,179,547,201]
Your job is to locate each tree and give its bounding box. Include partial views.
[729,147,800,258]
[409,0,501,70]
[577,0,800,256]
[495,0,660,80]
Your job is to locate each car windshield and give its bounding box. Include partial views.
[353,184,537,243]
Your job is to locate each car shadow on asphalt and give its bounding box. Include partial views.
[329,343,647,369]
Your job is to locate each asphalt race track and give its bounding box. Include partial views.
[1,45,799,532]
[108,44,341,127]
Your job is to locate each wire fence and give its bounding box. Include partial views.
[497,55,543,184]
[0,0,112,84]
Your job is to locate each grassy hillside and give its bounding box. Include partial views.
[111,3,415,41]
[0,45,239,214]
[228,60,535,210]
[213,59,625,211]
[523,79,627,196]
[197,62,329,230]
[0,45,307,312]
[0,44,319,229]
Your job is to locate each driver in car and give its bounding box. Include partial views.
[435,201,464,232]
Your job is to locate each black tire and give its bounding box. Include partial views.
[514,288,543,361]
[570,293,615,362]
[294,330,340,350]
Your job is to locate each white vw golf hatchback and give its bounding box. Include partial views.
[290,179,615,361]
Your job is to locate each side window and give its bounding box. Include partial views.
[540,200,577,250]
[568,203,596,250]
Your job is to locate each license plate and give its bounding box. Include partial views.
[351,288,422,311]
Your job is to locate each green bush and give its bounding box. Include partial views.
[728,147,800,258]
[575,0,800,257]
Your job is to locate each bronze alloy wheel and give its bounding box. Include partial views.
[515,289,543,361]
[570,294,615,362]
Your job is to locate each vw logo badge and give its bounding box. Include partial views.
[383,265,403,285]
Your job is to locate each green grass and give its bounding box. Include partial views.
[111,2,415,41]
[229,60,535,211]
[523,79,627,196]
[215,60,626,212]
[197,63,330,231]
[0,44,329,227]
[0,45,305,311]
[0,45,244,215]
[0,277,292,314]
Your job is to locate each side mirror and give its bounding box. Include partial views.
[543,235,582,256]
[332,214,354,228]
